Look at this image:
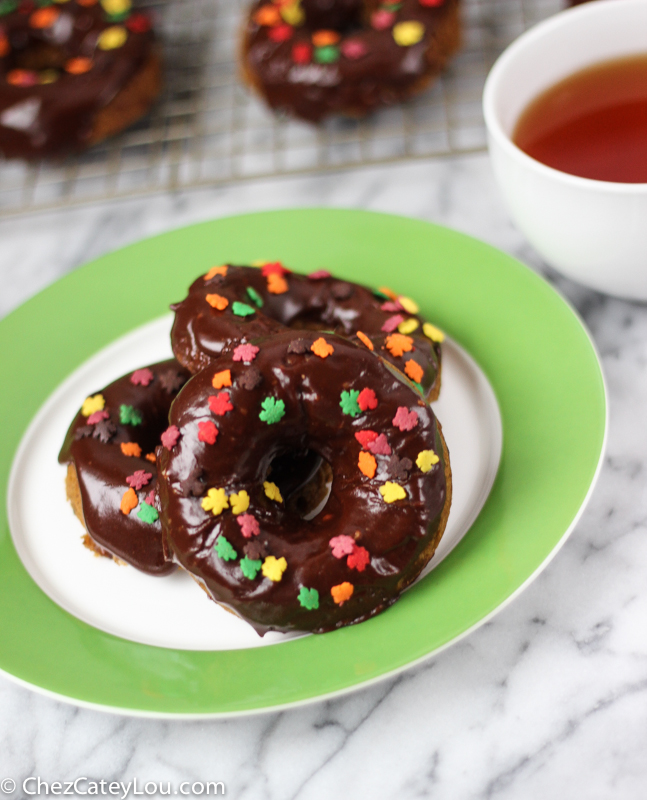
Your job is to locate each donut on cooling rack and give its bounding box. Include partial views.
[240,0,461,122]
[157,329,451,634]
[170,263,446,402]
[59,359,190,576]
[0,0,160,159]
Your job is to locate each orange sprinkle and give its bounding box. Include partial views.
[331,582,354,605]
[312,29,340,46]
[0,38,9,58]
[358,451,377,479]
[404,359,424,383]
[253,4,281,25]
[65,57,92,75]
[311,337,334,358]
[120,487,138,515]
[204,265,228,280]
[267,273,288,294]
[378,286,398,300]
[145,453,156,463]
[206,293,229,311]
[385,333,414,358]
[212,369,232,389]
[120,442,142,458]
[29,6,59,28]
[356,331,374,351]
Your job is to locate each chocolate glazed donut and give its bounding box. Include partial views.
[158,330,451,634]
[59,359,190,576]
[170,263,445,401]
[0,0,160,159]
[241,0,461,122]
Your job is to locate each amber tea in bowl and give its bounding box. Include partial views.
[513,54,647,184]
[483,0,647,300]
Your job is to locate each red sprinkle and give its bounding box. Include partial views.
[209,392,234,416]
[381,314,405,333]
[126,470,153,490]
[131,368,154,386]
[366,434,391,456]
[198,420,218,444]
[261,261,290,277]
[371,9,395,29]
[348,545,370,571]
[233,343,260,362]
[161,426,180,449]
[393,406,419,431]
[144,489,156,507]
[355,430,378,448]
[87,410,109,425]
[381,300,404,313]
[341,38,368,59]
[268,23,293,41]
[419,0,445,6]
[357,388,378,411]
[308,269,332,280]
[237,514,260,538]
[292,41,312,64]
[329,535,355,558]
[126,12,151,32]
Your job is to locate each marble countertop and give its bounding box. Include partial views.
[1,153,645,800]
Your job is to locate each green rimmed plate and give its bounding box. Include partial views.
[0,209,606,716]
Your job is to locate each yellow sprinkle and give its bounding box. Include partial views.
[39,69,59,83]
[100,0,130,13]
[398,318,419,335]
[264,481,283,503]
[98,25,127,50]
[379,482,407,503]
[398,295,419,314]
[423,322,445,343]
[81,394,105,416]
[416,450,439,473]
[262,555,287,582]
[251,260,268,267]
[392,20,425,47]
[280,2,304,25]
[230,490,250,515]
[201,488,229,516]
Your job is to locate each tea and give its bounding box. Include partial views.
[513,54,647,183]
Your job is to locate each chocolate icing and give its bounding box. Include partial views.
[158,330,451,634]
[243,0,460,122]
[59,359,190,576]
[0,0,155,159]
[170,264,443,400]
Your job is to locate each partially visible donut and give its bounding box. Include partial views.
[241,0,461,122]
[59,359,190,576]
[170,263,445,401]
[158,330,451,634]
[0,0,160,159]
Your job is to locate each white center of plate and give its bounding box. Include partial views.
[7,316,501,651]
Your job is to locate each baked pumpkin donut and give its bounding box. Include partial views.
[158,330,451,634]
[241,0,461,122]
[0,0,160,159]
[59,359,190,576]
[170,263,445,401]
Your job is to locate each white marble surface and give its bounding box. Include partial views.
[1,153,646,799]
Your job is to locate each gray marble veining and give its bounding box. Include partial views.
[1,153,646,800]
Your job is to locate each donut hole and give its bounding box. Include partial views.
[266,448,333,520]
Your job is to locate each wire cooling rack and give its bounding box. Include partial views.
[0,0,562,215]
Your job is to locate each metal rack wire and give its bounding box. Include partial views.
[0,0,562,216]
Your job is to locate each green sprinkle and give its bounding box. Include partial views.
[373,289,389,301]
[232,301,256,317]
[412,381,424,396]
[137,502,158,524]
[382,1,402,9]
[35,0,52,6]
[0,0,17,13]
[215,535,237,561]
[340,389,361,417]
[240,556,262,580]
[298,586,319,610]
[120,404,143,426]
[105,10,129,20]
[259,396,285,425]
[246,286,264,308]
[314,45,339,64]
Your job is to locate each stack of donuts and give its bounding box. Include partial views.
[60,262,452,635]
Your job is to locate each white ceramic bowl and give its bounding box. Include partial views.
[483,0,647,300]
